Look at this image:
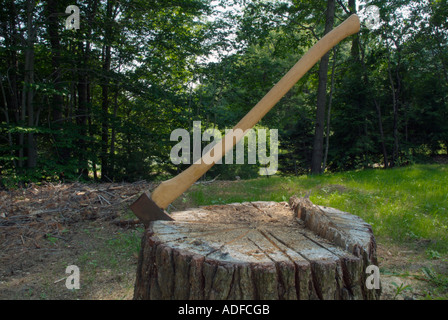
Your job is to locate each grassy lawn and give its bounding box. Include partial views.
[179,164,448,254]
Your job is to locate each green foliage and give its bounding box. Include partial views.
[426,249,442,260]
[1,0,447,186]
[1,0,213,186]
[422,266,448,299]
[107,228,143,257]
[391,282,412,299]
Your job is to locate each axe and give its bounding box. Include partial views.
[131,14,361,226]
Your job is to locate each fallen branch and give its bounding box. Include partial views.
[98,194,111,205]
[194,174,220,185]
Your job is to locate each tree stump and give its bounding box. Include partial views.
[134,198,381,300]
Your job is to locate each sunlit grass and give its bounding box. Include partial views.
[184,164,448,254]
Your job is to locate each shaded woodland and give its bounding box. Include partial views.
[1,0,447,187]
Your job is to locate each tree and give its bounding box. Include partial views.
[311,0,335,174]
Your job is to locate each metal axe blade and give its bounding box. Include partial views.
[130,192,173,227]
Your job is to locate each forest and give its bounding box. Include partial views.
[1,0,447,187]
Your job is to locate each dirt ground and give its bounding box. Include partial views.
[0,181,444,300]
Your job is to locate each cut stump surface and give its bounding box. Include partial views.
[134,198,380,300]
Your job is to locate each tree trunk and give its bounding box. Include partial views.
[374,99,389,168]
[387,54,400,167]
[101,0,113,181]
[1,1,20,170]
[86,0,99,180]
[109,88,120,179]
[46,0,62,123]
[101,47,110,180]
[0,77,16,169]
[134,200,380,300]
[323,48,337,172]
[24,0,37,168]
[348,0,360,58]
[311,0,335,174]
[46,0,70,165]
[77,42,89,178]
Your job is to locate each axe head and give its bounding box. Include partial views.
[130,192,174,227]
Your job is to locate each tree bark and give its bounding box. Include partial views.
[109,87,120,179]
[134,200,381,300]
[101,0,114,181]
[0,76,16,169]
[101,44,111,180]
[46,0,70,165]
[387,53,400,167]
[1,1,20,170]
[23,0,37,168]
[77,39,89,178]
[323,48,337,172]
[374,99,389,168]
[46,0,63,123]
[311,0,335,174]
[348,0,360,58]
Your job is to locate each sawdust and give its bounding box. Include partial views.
[190,201,295,227]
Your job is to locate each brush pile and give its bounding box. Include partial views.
[0,181,152,251]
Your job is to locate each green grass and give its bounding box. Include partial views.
[181,164,448,254]
[421,267,448,299]
[77,227,143,270]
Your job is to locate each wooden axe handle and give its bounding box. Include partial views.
[152,14,360,209]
